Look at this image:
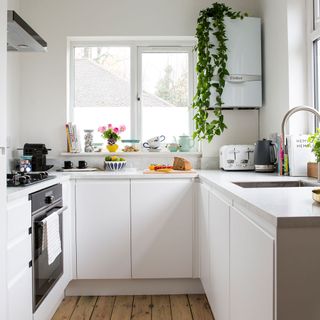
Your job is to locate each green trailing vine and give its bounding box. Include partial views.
[192,3,247,142]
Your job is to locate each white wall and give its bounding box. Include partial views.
[258,0,309,139]
[18,0,261,162]
[0,1,7,318]
[7,0,21,167]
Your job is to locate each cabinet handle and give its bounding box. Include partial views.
[28,227,32,235]
[29,261,32,268]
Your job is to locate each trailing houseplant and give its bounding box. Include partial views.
[192,3,246,142]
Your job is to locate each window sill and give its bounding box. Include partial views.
[60,151,202,158]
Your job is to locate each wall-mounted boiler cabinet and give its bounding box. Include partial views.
[210,17,262,108]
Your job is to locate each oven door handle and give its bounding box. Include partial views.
[35,206,68,225]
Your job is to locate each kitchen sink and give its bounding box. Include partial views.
[232,180,320,188]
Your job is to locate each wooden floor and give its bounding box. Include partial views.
[52,294,214,320]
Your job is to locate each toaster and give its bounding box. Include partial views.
[219,145,255,171]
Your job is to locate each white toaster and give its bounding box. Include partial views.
[219,145,255,171]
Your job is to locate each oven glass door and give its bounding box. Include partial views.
[33,205,64,311]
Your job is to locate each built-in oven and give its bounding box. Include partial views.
[30,183,67,312]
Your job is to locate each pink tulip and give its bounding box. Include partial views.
[120,125,126,132]
[108,124,113,129]
[98,126,106,133]
[113,127,119,134]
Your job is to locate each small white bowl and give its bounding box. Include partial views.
[104,161,127,171]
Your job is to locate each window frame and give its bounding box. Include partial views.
[308,0,320,128]
[67,37,196,142]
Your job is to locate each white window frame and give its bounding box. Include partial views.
[67,36,196,141]
[308,0,320,109]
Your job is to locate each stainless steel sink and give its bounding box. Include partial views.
[232,180,320,188]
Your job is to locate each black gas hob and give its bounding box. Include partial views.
[7,172,55,187]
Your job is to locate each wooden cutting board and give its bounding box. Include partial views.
[143,169,197,174]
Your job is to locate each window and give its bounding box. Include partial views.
[312,0,320,111]
[70,40,194,145]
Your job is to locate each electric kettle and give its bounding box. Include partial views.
[254,139,277,172]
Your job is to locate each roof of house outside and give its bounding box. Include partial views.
[75,59,174,108]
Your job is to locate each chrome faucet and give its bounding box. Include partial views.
[281,105,320,176]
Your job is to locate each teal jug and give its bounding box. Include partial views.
[178,135,194,152]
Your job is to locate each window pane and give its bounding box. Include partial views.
[314,39,320,111]
[73,47,131,143]
[315,0,320,29]
[141,52,190,142]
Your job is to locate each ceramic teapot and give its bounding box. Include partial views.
[178,135,194,152]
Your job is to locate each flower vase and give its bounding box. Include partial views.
[107,144,119,152]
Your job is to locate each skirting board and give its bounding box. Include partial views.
[66,279,204,296]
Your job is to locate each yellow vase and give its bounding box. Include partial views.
[107,144,119,152]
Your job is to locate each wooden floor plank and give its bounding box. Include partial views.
[131,295,152,320]
[188,294,214,320]
[90,296,115,320]
[70,296,97,320]
[110,296,133,320]
[152,295,172,320]
[170,295,193,320]
[52,296,79,320]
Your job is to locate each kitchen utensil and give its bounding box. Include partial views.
[19,155,33,173]
[143,169,196,174]
[63,161,73,169]
[166,143,180,152]
[58,167,99,172]
[220,145,255,171]
[104,161,127,171]
[254,139,277,172]
[312,189,320,203]
[178,135,194,152]
[143,135,165,149]
[78,160,88,169]
[20,143,53,171]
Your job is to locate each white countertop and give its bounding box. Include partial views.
[6,169,198,201]
[198,170,320,227]
[7,169,320,227]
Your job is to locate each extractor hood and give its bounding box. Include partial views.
[7,10,47,52]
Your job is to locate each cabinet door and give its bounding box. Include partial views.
[8,267,32,320]
[76,180,131,279]
[131,179,193,278]
[230,207,274,320]
[208,191,230,320]
[198,183,210,296]
[62,181,73,284]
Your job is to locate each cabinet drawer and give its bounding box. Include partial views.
[7,198,31,243]
[7,233,32,283]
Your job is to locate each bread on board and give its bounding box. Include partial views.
[173,157,192,171]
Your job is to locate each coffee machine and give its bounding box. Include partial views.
[23,144,53,172]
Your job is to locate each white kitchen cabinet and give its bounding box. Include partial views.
[76,180,131,279]
[230,207,274,320]
[131,179,193,278]
[208,191,230,320]
[7,197,32,320]
[198,183,210,296]
[7,266,32,320]
[62,181,73,285]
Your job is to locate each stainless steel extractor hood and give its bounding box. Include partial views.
[7,10,47,52]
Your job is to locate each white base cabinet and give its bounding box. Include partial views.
[198,182,274,320]
[208,191,230,320]
[76,180,131,279]
[198,183,210,296]
[230,207,274,320]
[7,196,32,320]
[131,179,193,278]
